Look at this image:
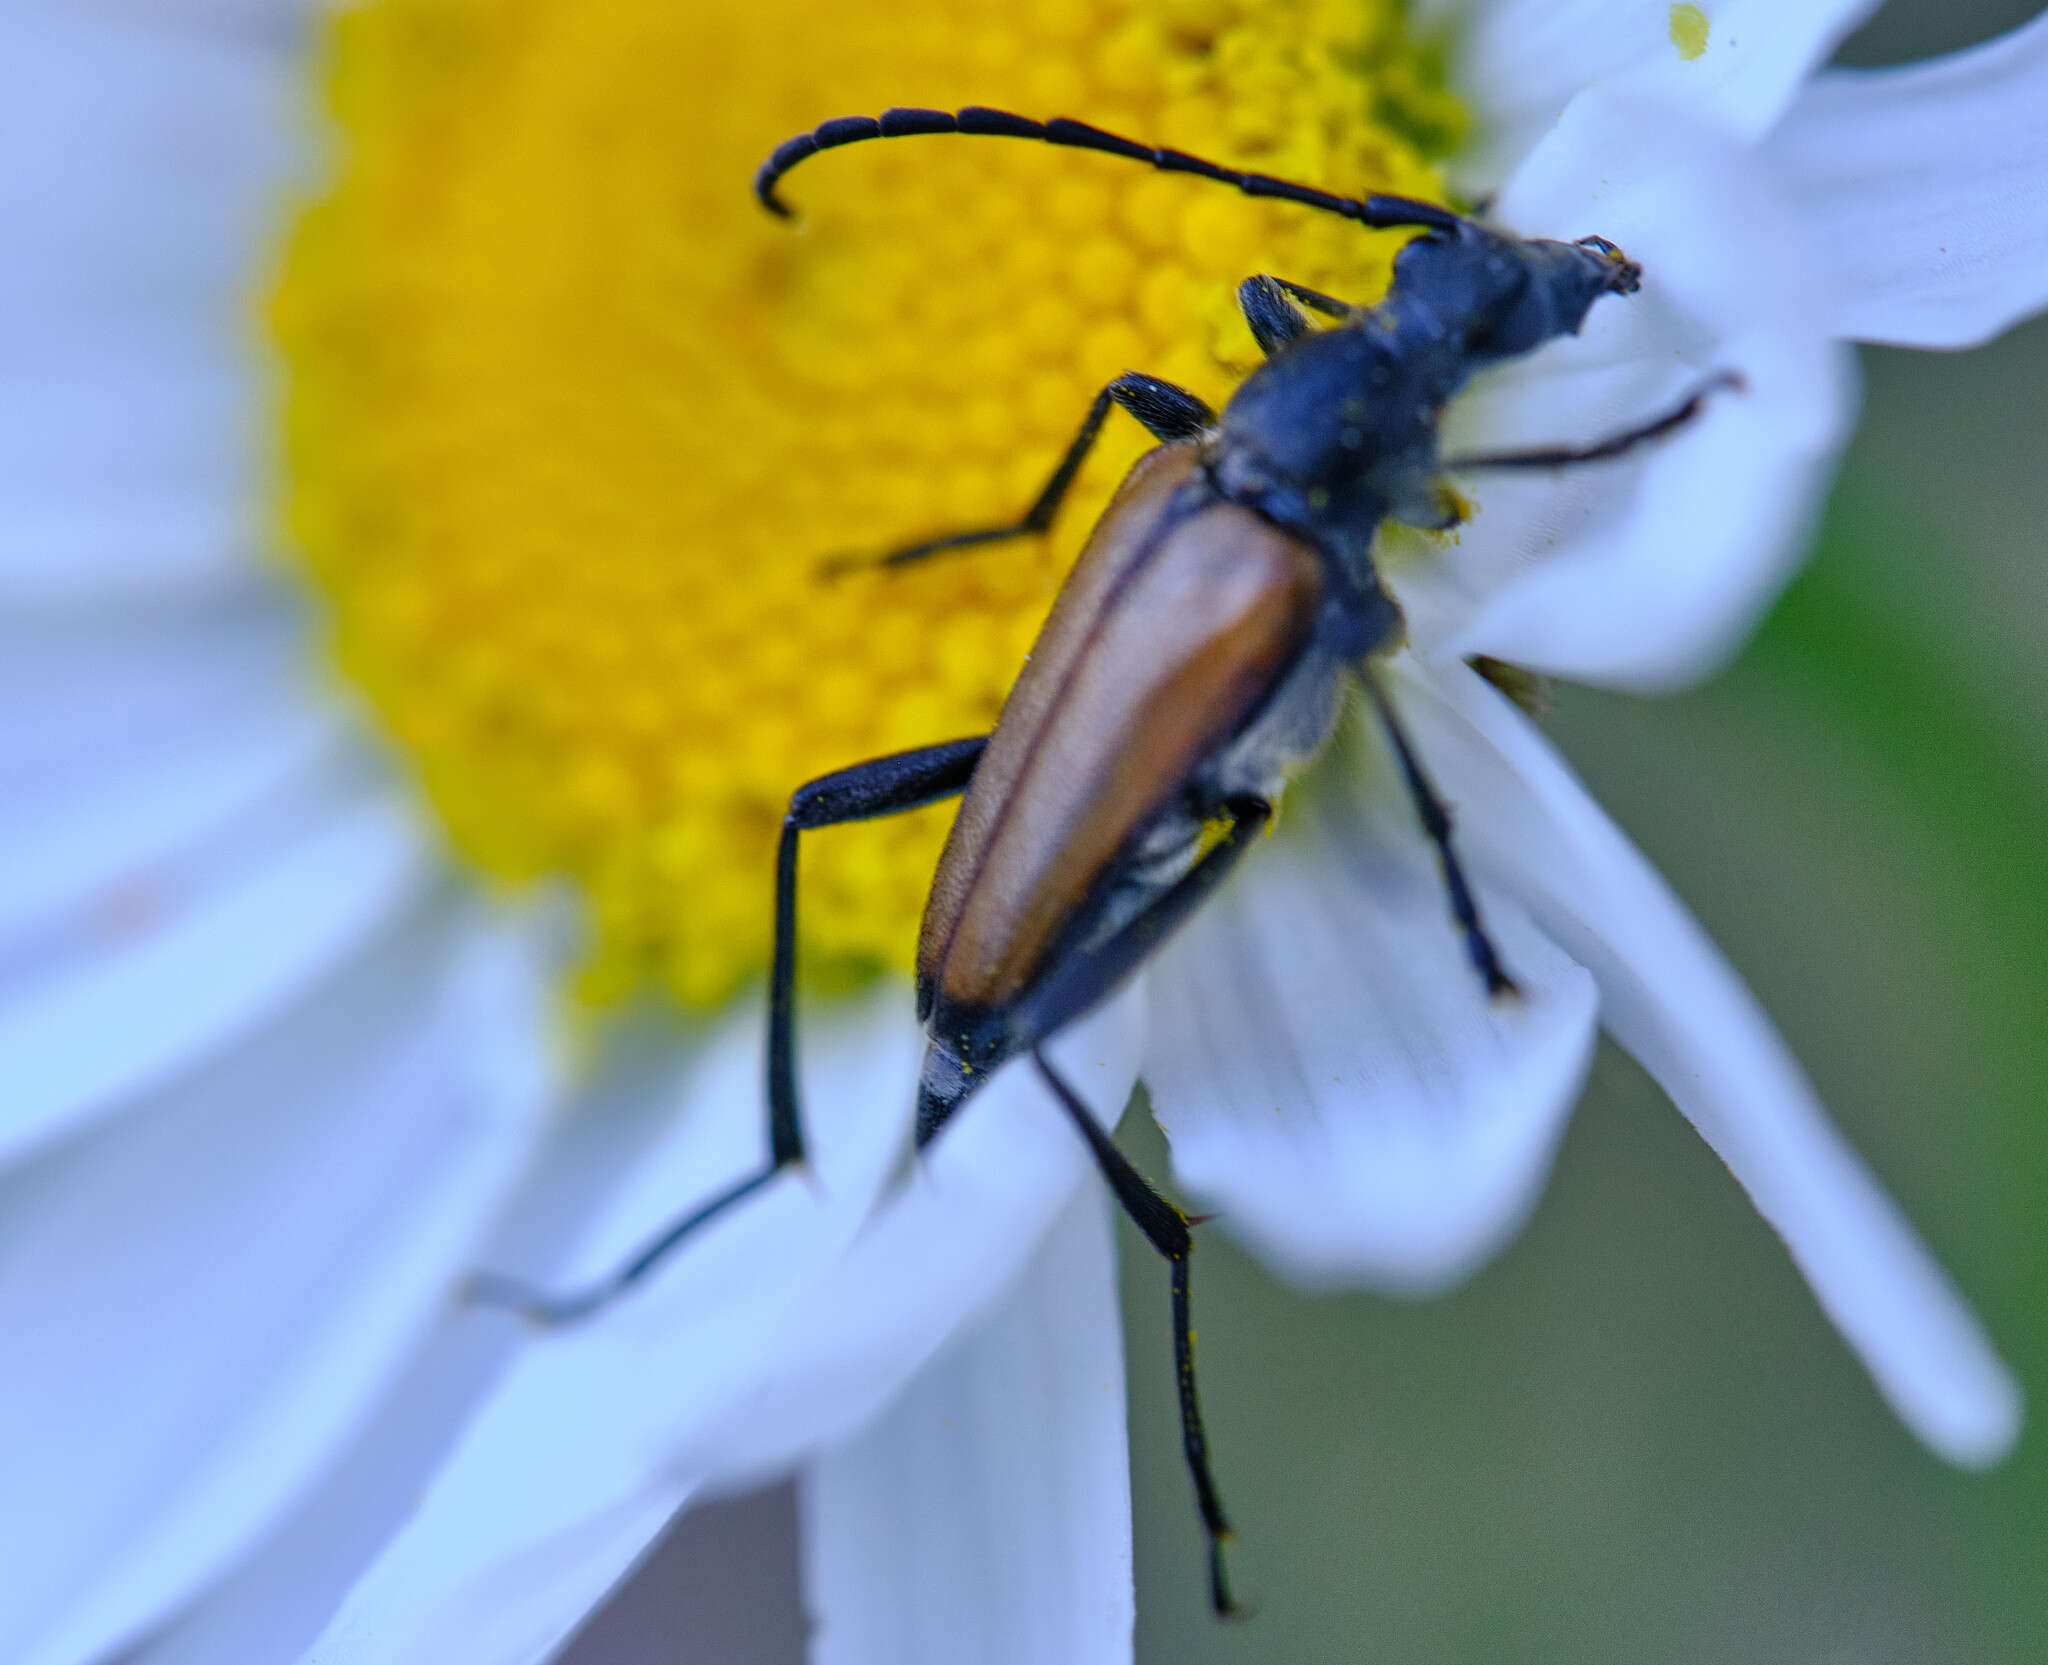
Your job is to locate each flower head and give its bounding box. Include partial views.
[3,0,2045,1660]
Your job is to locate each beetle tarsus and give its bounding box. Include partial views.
[464,1158,792,1325]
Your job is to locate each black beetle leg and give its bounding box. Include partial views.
[1363,671,1517,999]
[819,372,1217,578]
[1238,275,1314,355]
[466,736,988,1326]
[1032,1047,1242,1621]
[1268,276,1356,319]
[1238,274,1361,356]
[927,796,1274,1610]
[1440,369,1744,474]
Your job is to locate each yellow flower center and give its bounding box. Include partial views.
[273,0,1463,1009]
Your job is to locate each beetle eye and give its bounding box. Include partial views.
[1574,235,1643,294]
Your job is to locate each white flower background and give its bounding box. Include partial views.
[2,0,2045,1661]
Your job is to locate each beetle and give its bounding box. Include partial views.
[474,106,1738,1614]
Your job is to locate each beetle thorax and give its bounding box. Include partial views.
[1214,323,1453,542]
[1213,225,1640,546]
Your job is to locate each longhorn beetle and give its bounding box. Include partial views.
[474,106,1740,1615]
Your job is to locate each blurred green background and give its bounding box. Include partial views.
[567,3,2048,1659]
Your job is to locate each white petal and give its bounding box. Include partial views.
[0,11,300,594]
[310,1489,689,1665]
[801,1186,1131,1665]
[296,988,1144,1665]
[1388,91,1853,691]
[1769,9,2048,349]
[0,588,305,783]
[0,783,436,1166]
[0,362,273,599]
[1143,705,1597,1294]
[293,992,921,1665]
[131,1029,751,1665]
[1433,0,1876,190]
[0,15,294,324]
[0,902,560,1665]
[56,2,317,47]
[0,693,343,946]
[1394,660,2022,1467]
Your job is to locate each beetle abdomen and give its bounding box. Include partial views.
[916,445,1324,1036]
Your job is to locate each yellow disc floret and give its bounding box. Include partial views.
[273,0,1464,1009]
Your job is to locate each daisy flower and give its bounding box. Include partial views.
[2,1,2042,1663]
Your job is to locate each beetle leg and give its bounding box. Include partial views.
[1238,274,1361,356]
[1269,276,1356,319]
[1362,672,1518,999]
[1032,1046,1242,1620]
[1238,275,1314,355]
[467,737,988,1326]
[818,372,1217,579]
[1440,369,1744,474]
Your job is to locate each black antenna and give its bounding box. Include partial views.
[754,105,1465,234]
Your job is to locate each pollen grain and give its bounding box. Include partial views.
[1668,3,1711,60]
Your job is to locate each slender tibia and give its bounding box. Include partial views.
[1442,370,1745,473]
[1364,673,1516,999]
[466,738,987,1326]
[1033,1048,1241,1619]
[463,1167,784,1325]
[819,373,1215,579]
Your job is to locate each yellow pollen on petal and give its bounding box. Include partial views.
[272,0,1465,1011]
[1669,3,1711,60]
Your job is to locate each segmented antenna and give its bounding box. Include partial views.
[754,106,1465,234]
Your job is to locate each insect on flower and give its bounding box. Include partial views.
[474,105,1742,1614]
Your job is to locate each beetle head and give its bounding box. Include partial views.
[1444,231,1642,365]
